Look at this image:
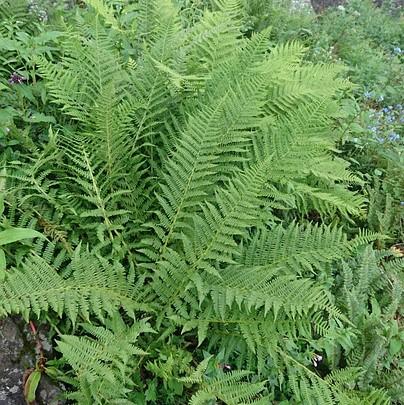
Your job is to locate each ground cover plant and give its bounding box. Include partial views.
[0,0,402,404]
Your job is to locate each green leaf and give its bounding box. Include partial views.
[34,31,63,44]
[0,194,4,216]
[389,338,402,356]
[0,249,5,282]
[145,380,157,402]
[24,370,41,403]
[23,112,56,124]
[0,107,18,123]
[15,85,36,103]
[0,228,44,246]
[44,366,59,379]
[0,38,20,51]
[349,123,364,134]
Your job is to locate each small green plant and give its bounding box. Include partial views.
[0,174,44,280]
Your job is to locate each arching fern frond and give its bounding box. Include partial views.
[84,0,120,32]
[181,359,270,405]
[183,6,242,75]
[207,265,336,320]
[152,159,273,310]
[287,360,390,405]
[249,99,366,218]
[141,69,268,265]
[0,251,149,323]
[59,316,155,404]
[240,222,381,276]
[37,19,126,123]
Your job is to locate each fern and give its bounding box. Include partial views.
[329,247,404,401]
[181,358,270,405]
[83,0,120,32]
[0,1,397,404]
[59,316,154,404]
[287,362,391,405]
[241,222,367,274]
[0,250,149,323]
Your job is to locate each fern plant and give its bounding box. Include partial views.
[0,1,400,404]
[56,316,155,404]
[329,247,403,403]
[180,356,271,404]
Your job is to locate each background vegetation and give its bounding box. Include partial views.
[0,0,402,404]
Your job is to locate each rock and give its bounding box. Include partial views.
[0,318,65,405]
[310,0,346,13]
[38,376,65,405]
[0,318,30,405]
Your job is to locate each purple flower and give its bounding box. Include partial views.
[393,47,402,54]
[364,91,373,99]
[8,72,27,85]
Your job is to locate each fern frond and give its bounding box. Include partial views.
[286,356,389,405]
[84,0,120,32]
[292,182,366,217]
[144,72,267,264]
[241,222,354,275]
[252,100,365,217]
[37,22,125,122]
[207,265,334,320]
[0,252,149,323]
[59,317,155,404]
[184,7,242,75]
[182,360,269,405]
[153,159,273,310]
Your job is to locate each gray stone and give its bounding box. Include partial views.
[0,318,65,405]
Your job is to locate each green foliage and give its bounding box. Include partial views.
[0,248,150,322]
[0,188,45,280]
[181,357,270,404]
[58,317,155,404]
[0,0,402,404]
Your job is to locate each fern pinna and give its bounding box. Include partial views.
[0,0,401,404]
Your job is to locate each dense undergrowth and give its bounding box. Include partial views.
[0,0,402,404]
